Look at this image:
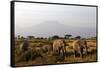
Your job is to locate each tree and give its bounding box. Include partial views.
[75,36,81,39]
[52,35,60,39]
[64,34,72,39]
[18,35,21,39]
[27,36,34,40]
[21,36,25,40]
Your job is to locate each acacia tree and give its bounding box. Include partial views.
[64,34,72,39]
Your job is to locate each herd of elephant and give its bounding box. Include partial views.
[52,39,88,59]
[18,38,88,63]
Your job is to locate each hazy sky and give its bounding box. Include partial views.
[15,2,96,38]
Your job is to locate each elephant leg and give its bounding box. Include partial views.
[74,50,77,58]
[59,49,65,61]
[73,50,77,62]
[80,48,84,58]
[63,46,66,57]
[79,50,82,58]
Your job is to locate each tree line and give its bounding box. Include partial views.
[15,34,87,40]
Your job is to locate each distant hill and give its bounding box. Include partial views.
[15,20,96,38]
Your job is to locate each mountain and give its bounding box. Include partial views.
[23,21,72,37]
[15,20,96,38]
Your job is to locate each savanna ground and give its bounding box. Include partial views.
[14,38,97,67]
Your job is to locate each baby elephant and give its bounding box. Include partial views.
[41,44,53,54]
